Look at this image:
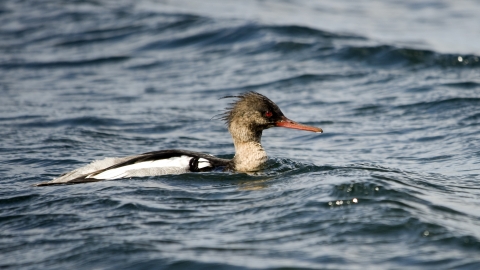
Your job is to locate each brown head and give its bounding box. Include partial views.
[221,92,322,143]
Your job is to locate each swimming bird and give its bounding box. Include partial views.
[36,92,322,186]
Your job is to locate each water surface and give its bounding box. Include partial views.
[1,0,480,269]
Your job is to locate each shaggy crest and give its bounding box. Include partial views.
[219,92,284,127]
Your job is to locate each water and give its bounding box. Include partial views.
[1,0,480,269]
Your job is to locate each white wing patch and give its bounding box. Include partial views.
[86,155,211,180]
[197,158,210,169]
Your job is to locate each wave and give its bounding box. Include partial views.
[442,81,480,89]
[336,45,480,68]
[396,97,480,117]
[3,7,479,72]
[14,116,123,128]
[0,56,129,69]
[54,26,143,47]
[136,22,364,51]
[124,14,480,69]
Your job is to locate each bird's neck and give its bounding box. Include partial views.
[229,124,267,172]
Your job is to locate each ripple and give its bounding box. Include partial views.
[15,116,123,128]
[0,56,130,69]
[442,81,480,89]
[337,45,480,67]
[136,23,363,53]
[54,26,144,47]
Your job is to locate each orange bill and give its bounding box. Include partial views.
[276,116,323,133]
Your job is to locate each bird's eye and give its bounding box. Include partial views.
[265,111,273,118]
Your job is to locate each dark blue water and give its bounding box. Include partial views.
[1,0,480,269]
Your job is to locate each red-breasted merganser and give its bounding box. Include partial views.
[36,92,322,186]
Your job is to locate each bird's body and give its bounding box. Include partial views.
[36,92,322,186]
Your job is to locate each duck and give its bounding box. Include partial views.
[36,92,322,186]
